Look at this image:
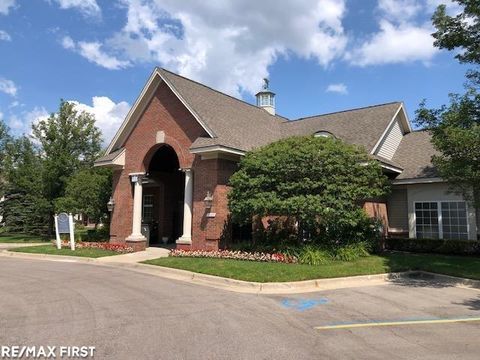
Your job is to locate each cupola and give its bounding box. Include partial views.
[255,78,275,115]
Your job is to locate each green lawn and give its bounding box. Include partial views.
[0,233,50,243]
[143,252,480,282]
[10,244,119,258]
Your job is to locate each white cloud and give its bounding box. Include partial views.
[61,35,75,49]
[64,0,348,96]
[0,30,11,41]
[378,0,422,21]
[0,0,16,15]
[61,36,130,70]
[347,0,440,66]
[7,97,128,141]
[348,20,437,66]
[70,97,130,143]
[8,107,49,135]
[50,0,101,18]
[326,83,348,95]
[0,78,17,96]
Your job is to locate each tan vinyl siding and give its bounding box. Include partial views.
[377,119,403,160]
[387,188,408,231]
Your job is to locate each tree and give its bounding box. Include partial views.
[0,119,11,196]
[31,100,103,233]
[432,1,479,66]
[32,100,103,203]
[0,136,50,234]
[415,1,480,209]
[55,168,112,226]
[228,136,390,245]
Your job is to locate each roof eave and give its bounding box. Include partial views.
[190,145,246,156]
[392,177,444,185]
[94,148,126,169]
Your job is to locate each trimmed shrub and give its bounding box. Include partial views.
[333,242,371,261]
[385,237,480,256]
[298,246,332,265]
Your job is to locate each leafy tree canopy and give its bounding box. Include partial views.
[55,168,112,226]
[0,136,50,234]
[415,0,480,208]
[432,0,480,65]
[32,100,103,201]
[228,136,390,242]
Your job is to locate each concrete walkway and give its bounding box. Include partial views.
[0,242,45,250]
[96,246,170,263]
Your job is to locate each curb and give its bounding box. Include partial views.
[0,249,97,263]
[2,250,480,294]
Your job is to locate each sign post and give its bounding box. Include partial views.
[54,214,61,250]
[54,212,75,250]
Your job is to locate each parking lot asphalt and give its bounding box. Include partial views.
[1,257,479,359]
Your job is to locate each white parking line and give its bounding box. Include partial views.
[315,317,480,330]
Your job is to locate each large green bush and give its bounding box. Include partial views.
[228,136,389,246]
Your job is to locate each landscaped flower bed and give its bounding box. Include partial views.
[57,241,134,254]
[170,249,297,263]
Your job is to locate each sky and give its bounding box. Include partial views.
[0,0,471,144]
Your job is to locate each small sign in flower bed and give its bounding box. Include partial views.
[57,241,134,254]
[170,249,297,264]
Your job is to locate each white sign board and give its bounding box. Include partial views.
[54,213,75,250]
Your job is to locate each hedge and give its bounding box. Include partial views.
[386,237,480,256]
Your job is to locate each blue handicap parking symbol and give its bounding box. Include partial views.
[281,297,329,312]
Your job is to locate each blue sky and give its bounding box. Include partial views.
[0,0,469,143]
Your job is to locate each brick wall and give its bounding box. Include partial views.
[363,201,389,235]
[109,80,239,251]
[110,81,208,246]
[186,157,238,250]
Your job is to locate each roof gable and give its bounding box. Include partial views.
[105,68,216,155]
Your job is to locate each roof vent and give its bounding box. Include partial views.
[255,78,275,115]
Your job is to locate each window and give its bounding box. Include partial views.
[415,201,469,240]
[415,202,439,239]
[258,94,274,107]
[314,131,334,138]
[142,194,154,222]
[441,202,468,240]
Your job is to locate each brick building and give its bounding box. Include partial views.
[95,67,479,251]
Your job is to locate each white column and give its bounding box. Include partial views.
[126,173,147,242]
[177,168,193,244]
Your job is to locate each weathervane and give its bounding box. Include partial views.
[262,78,269,90]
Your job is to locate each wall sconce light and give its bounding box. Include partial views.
[107,197,115,212]
[203,191,213,209]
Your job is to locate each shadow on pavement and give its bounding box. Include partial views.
[388,272,473,289]
[452,296,480,311]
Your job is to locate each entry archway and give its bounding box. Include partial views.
[142,145,185,246]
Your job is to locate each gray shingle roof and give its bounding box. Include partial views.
[95,147,124,164]
[161,68,403,154]
[392,130,438,180]
[99,68,437,182]
[159,68,287,151]
[284,102,402,152]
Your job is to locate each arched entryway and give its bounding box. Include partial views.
[142,145,185,246]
